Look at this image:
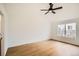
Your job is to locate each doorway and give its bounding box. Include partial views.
[0,11,5,56]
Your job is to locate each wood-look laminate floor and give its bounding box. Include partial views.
[6,40,79,56]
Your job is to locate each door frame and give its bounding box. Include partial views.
[0,11,5,56]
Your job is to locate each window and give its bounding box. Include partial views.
[57,23,76,39]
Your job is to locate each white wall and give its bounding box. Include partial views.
[0,15,1,32]
[0,4,8,55]
[5,3,51,48]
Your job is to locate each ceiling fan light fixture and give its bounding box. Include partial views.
[41,3,63,15]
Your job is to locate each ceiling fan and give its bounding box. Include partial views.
[41,3,63,15]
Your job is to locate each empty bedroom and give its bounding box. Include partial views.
[0,3,79,56]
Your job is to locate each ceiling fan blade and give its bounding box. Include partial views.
[53,7,63,10]
[41,9,48,11]
[45,11,49,14]
[52,10,56,14]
